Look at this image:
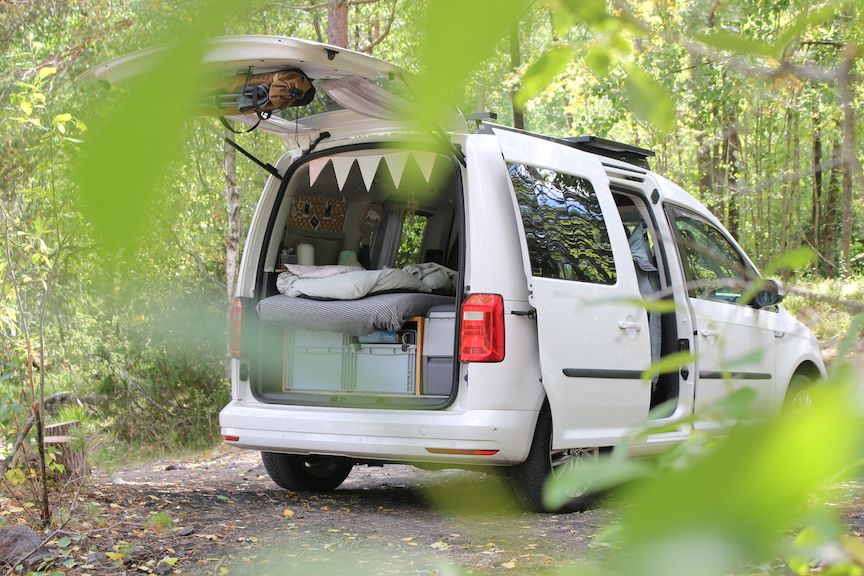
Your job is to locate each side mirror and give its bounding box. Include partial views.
[753,279,784,309]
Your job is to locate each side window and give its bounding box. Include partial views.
[667,206,758,303]
[507,163,616,285]
[394,212,428,268]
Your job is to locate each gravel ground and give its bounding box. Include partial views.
[83,447,615,575]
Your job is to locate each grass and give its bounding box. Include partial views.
[782,277,864,362]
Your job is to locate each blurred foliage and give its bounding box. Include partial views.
[0,0,862,571]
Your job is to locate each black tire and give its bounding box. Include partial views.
[261,452,354,491]
[507,402,597,513]
[783,373,814,412]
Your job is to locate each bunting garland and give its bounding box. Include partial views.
[308,151,439,191]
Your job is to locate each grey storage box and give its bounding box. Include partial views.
[354,345,416,393]
[422,305,456,396]
[284,329,351,392]
[283,328,417,395]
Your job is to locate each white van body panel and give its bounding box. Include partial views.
[81,35,404,84]
[492,129,656,448]
[220,401,537,464]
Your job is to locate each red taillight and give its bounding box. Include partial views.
[459,293,505,363]
[229,297,243,359]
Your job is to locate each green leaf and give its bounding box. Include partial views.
[641,351,695,381]
[585,46,612,76]
[559,0,608,25]
[544,455,650,510]
[624,64,677,133]
[694,30,778,59]
[774,6,836,52]
[617,384,859,576]
[37,66,57,80]
[708,387,758,421]
[762,247,816,275]
[0,516,7,527]
[516,46,576,107]
[73,0,246,255]
[56,536,71,548]
[4,468,25,485]
[408,0,533,130]
[52,113,72,124]
[615,298,678,313]
[19,102,33,116]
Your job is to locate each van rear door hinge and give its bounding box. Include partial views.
[511,309,536,320]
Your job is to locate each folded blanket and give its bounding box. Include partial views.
[402,262,457,292]
[276,263,458,300]
[277,267,430,300]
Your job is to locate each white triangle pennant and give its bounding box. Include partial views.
[331,157,356,191]
[413,151,437,183]
[356,155,383,192]
[384,152,410,188]
[308,157,329,187]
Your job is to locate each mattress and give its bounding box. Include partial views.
[257,292,456,336]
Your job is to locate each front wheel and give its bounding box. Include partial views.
[506,402,598,513]
[261,452,354,491]
[784,373,814,412]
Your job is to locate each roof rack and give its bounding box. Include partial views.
[479,123,655,170]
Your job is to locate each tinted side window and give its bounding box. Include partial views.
[667,206,758,303]
[508,163,616,285]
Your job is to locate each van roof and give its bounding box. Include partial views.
[479,122,655,170]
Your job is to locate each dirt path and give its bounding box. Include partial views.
[67,447,614,575]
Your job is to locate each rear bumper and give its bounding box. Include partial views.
[219,400,537,465]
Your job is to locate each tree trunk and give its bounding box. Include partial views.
[781,108,792,255]
[840,153,854,275]
[791,108,801,252]
[224,124,240,302]
[837,47,860,276]
[327,0,349,47]
[822,138,841,278]
[509,24,525,130]
[811,113,823,263]
[722,110,741,238]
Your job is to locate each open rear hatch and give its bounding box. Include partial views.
[81,35,416,143]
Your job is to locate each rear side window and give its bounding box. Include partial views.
[507,163,616,285]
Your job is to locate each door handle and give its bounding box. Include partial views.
[618,320,642,331]
[700,328,719,338]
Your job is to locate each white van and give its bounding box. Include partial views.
[87,37,825,511]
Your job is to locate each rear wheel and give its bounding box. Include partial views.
[507,402,598,513]
[261,452,354,491]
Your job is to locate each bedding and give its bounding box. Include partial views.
[257,292,455,336]
[275,263,457,300]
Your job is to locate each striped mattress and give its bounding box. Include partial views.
[256,292,455,336]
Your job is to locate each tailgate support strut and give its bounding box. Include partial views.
[224,137,282,180]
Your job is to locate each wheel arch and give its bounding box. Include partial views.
[778,359,824,406]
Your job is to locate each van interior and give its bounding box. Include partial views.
[613,191,680,415]
[250,146,463,407]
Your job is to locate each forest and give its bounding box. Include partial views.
[1,0,863,575]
